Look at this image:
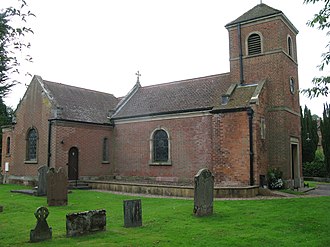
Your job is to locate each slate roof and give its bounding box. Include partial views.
[112,73,232,119]
[213,84,259,111]
[225,3,282,27]
[41,79,120,124]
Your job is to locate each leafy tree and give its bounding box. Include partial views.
[302,0,330,98]
[321,103,330,176]
[301,105,319,163]
[0,98,13,166]
[0,0,34,98]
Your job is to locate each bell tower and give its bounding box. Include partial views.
[225,4,302,187]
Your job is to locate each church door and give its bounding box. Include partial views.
[68,147,79,180]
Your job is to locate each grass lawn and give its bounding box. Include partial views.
[1,184,330,247]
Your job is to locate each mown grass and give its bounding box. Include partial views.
[1,184,330,246]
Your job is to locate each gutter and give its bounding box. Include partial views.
[247,108,254,186]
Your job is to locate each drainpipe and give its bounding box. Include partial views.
[247,108,254,185]
[47,120,53,167]
[238,23,244,85]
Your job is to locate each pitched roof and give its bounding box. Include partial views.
[41,78,119,124]
[226,3,282,27]
[112,73,231,119]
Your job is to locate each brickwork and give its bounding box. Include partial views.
[212,111,251,186]
[113,115,213,181]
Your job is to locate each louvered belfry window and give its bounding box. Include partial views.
[248,33,261,55]
[153,129,169,162]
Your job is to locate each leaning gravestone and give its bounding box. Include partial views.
[66,209,106,237]
[36,165,49,196]
[193,168,214,217]
[30,206,52,242]
[123,199,142,227]
[47,167,68,206]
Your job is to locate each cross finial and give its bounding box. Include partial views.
[135,70,141,84]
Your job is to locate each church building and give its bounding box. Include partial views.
[1,4,302,188]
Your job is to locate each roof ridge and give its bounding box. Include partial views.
[43,79,117,98]
[141,73,230,89]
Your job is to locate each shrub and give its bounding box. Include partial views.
[267,168,283,189]
[303,149,327,177]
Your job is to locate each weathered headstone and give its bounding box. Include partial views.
[123,199,142,227]
[30,207,52,242]
[0,173,3,184]
[47,167,68,206]
[37,165,49,196]
[66,209,106,237]
[193,168,214,217]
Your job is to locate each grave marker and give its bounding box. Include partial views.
[123,199,142,227]
[37,165,49,196]
[193,168,214,217]
[66,209,106,237]
[30,206,52,242]
[47,167,68,206]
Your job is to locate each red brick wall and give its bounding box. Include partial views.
[6,78,52,177]
[51,121,114,178]
[212,111,251,186]
[113,115,213,181]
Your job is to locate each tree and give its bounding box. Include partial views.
[0,0,34,98]
[302,0,330,98]
[321,103,330,176]
[301,105,319,163]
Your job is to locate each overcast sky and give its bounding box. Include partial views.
[1,0,329,116]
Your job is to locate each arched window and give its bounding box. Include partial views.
[287,36,293,57]
[247,33,262,55]
[26,128,37,161]
[153,129,169,163]
[6,137,10,155]
[102,137,109,162]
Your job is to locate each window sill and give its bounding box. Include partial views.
[102,161,110,164]
[24,160,38,164]
[149,161,172,166]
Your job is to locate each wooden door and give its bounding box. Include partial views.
[68,147,79,180]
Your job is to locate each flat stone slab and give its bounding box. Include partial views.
[11,189,37,196]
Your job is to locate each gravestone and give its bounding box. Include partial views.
[0,173,3,184]
[30,206,52,242]
[66,209,106,237]
[0,205,3,212]
[193,168,214,217]
[123,199,142,227]
[47,167,68,206]
[37,165,49,196]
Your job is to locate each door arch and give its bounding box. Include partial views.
[68,147,79,180]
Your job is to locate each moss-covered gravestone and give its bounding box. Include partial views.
[193,168,214,217]
[30,207,52,242]
[123,199,142,227]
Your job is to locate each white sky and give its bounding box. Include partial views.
[1,0,329,116]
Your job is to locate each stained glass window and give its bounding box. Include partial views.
[27,128,37,161]
[102,137,109,162]
[153,130,169,162]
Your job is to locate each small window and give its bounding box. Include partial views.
[289,77,295,94]
[26,128,37,161]
[260,117,266,140]
[102,137,109,162]
[248,33,262,55]
[153,129,169,163]
[6,137,10,155]
[288,36,293,57]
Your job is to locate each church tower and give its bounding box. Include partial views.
[225,4,302,187]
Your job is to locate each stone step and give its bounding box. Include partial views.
[68,180,92,190]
